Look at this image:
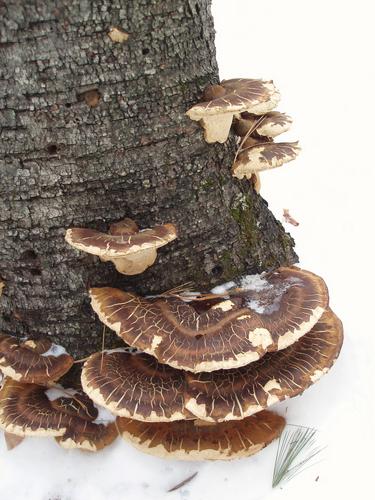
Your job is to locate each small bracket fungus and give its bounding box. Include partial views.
[108,27,129,43]
[234,111,293,139]
[0,380,118,452]
[117,411,285,461]
[65,219,177,275]
[232,141,300,180]
[89,267,328,373]
[81,309,342,423]
[186,79,280,143]
[0,334,73,384]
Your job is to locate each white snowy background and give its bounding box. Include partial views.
[1,0,374,499]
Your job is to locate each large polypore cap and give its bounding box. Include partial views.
[89,267,328,372]
[0,334,73,384]
[65,220,177,275]
[117,411,285,460]
[81,309,342,422]
[0,380,118,451]
[186,309,343,421]
[186,78,280,143]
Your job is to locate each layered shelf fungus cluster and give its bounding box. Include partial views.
[79,265,342,460]
[0,335,117,452]
[186,78,300,192]
[1,77,343,464]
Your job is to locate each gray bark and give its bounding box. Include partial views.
[0,0,297,357]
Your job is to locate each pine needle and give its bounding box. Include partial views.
[100,324,106,373]
[272,425,323,488]
[232,114,267,164]
[167,472,198,492]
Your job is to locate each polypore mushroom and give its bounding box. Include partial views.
[0,334,74,384]
[232,141,300,180]
[185,309,343,421]
[117,411,285,460]
[81,348,191,421]
[0,380,118,452]
[89,267,328,372]
[81,309,342,422]
[65,219,177,275]
[186,79,280,143]
[233,111,293,138]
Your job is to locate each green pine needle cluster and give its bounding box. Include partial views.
[272,424,323,488]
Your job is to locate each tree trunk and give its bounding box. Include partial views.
[0,0,297,357]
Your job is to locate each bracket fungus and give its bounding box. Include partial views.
[233,111,293,139]
[186,79,280,143]
[89,267,328,373]
[65,218,177,275]
[81,348,192,422]
[232,141,300,181]
[185,309,343,422]
[81,309,342,423]
[117,411,285,461]
[0,379,118,452]
[0,334,73,384]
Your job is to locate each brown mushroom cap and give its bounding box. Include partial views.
[0,380,75,437]
[89,267,328,373]
[0,334,74,384]
[117,411,285,460]
[255,111,293,137]
[186,79,280,143]
[232,141,300,180]
[185,309,343,421]
[234,111,292,138]
[81,349,191,422]
[48,388,118,451]
[65,221,177,276]
[81,309,342,423]
[0,379,118,451]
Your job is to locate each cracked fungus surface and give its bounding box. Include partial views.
[0,379,118,451]
[117,410,285,460]
[81,309,342,422]
[0,335,73,384]
[89,267,329,372]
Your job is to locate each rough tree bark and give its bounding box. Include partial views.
[0,0,297,357]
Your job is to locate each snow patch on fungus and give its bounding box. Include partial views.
[45,386,77,402]
[93,404,117,426]
[40,344,68,358]
[211,281,236,295]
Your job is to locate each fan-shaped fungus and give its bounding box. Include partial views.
[81,309,342,422]
[186,79,280,143]
[117,411,285,460]
[65,219,177,275]
[89,267,328,372]
[232,141,300,180]
[0,380,118,452]
[0,334,73,384]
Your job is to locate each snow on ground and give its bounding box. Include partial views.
[1,1,374,499]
